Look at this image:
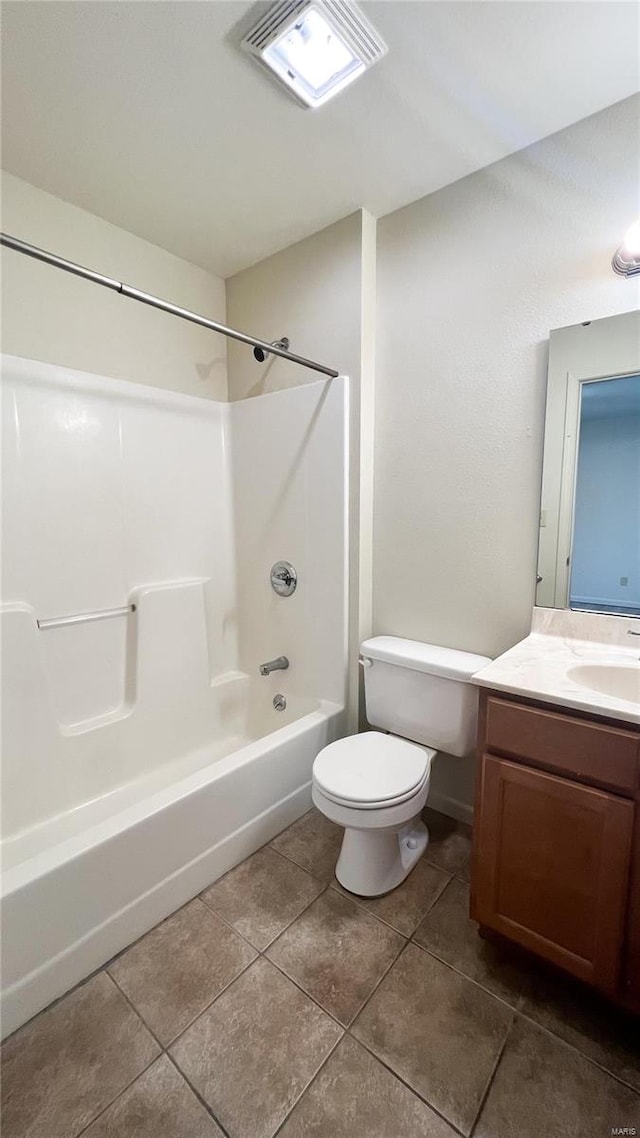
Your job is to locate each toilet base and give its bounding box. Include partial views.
[335,818,429,898]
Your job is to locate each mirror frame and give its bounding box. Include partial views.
[537,309,640,611]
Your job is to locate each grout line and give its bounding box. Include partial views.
[164,955,259,1050]
[468,1011,516,1137]
[258,883,333,952]
[110,933,259,1054]
[262,887,409,1031]
[421,868,455,916]
[165,1051,234,1138]
[269,1032,345,1138]
[1,960,111,1045]
[197,892,267,954]
[454,856,472,883]
[513,1008,640,1099]
[73,1053,162,1138]
[408,941,640,1100]
[260,850,640,1114]
[263,951,347,1033]
[100,902,266,1057]
[201,869,327,955]
[337,932,409,1027]
[265,840,336,883]
[342,941,421,1039]
[408,939,526,1015]
[107,971,167,1052]
[103,894,208,974]
[343,1027,469,1138]
[266,809,316,856]
[327,866,452,938]
[267,840,326,883]
[424,855,469,877]
[106,916,259,1051]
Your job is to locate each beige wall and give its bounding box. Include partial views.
[226,212,364,401]
[374,95,640,663]
[226,211,376,729]
[1,172,228,399]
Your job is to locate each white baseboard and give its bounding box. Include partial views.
[427,790,474,828]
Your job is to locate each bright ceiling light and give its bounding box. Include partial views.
[612,219,640,278]
[241,0,387,109]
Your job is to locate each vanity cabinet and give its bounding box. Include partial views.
[471,690,640,1011]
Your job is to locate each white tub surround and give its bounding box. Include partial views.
[1,356,349,1037]
[472,608,640,725]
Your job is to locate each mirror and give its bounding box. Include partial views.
[537,310,640,616]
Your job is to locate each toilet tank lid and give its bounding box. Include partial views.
[360,636,492,681]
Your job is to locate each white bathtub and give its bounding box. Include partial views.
[1,697,344,1039]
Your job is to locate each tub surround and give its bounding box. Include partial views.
[472,607,640,725]
[1,358,349,1039]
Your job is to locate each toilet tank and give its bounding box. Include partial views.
[360,636,491,757]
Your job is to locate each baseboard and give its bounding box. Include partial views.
[427,790,474,828]
[1,783,312,1040]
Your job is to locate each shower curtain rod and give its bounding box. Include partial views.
[0,232,339,379]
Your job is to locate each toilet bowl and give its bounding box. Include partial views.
[312,636,491,898]
[312,732,435,896]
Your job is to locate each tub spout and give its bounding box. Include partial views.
[259,656,289,676]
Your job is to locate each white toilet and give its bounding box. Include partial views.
[312,636,490,897]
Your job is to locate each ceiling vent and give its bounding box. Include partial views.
[241,0,387,109]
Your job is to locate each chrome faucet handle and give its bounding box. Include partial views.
[270,561,297,597]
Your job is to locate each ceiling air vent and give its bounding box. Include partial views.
[241,0,387,109]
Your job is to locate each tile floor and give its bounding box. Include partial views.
[3,806,640,1138]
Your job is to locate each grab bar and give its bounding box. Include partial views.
[37,604,136,631]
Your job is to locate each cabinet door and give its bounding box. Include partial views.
[473,754,634,991]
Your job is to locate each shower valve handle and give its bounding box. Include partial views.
[270,561,297,597]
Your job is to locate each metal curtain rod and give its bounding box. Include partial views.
[0,233,339,378]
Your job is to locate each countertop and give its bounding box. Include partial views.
[471,608,640,726]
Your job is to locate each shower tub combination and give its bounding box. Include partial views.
[1,356,348,1037]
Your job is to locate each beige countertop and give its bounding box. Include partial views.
[472,608,640,726]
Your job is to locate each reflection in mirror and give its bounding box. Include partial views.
[537,310,640,615]
[570,375,640,614]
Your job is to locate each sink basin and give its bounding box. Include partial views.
[567,663,640,704]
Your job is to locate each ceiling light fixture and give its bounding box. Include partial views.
[241,0,387,109]
[612,220,640,277]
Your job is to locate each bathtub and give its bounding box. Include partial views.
[1,695,344,1039]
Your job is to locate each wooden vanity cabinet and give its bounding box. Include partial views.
[470,689,640,1011]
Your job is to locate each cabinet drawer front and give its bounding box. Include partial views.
[474,755,635,991]
[485,697,639,793]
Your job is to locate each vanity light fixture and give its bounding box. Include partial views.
[241,0,387,109]
[612,219,640,277]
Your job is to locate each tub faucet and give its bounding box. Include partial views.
[259,655,289,676]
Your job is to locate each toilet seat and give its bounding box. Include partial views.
[313,731,435,811]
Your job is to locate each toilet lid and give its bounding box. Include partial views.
[313,732,434,807]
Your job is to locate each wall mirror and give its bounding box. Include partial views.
[537,310,640,616]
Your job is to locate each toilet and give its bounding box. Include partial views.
[312,636,491,897]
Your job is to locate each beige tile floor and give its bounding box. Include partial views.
[3,806,640,1138]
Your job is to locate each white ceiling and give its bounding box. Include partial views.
[2,1,639,278]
